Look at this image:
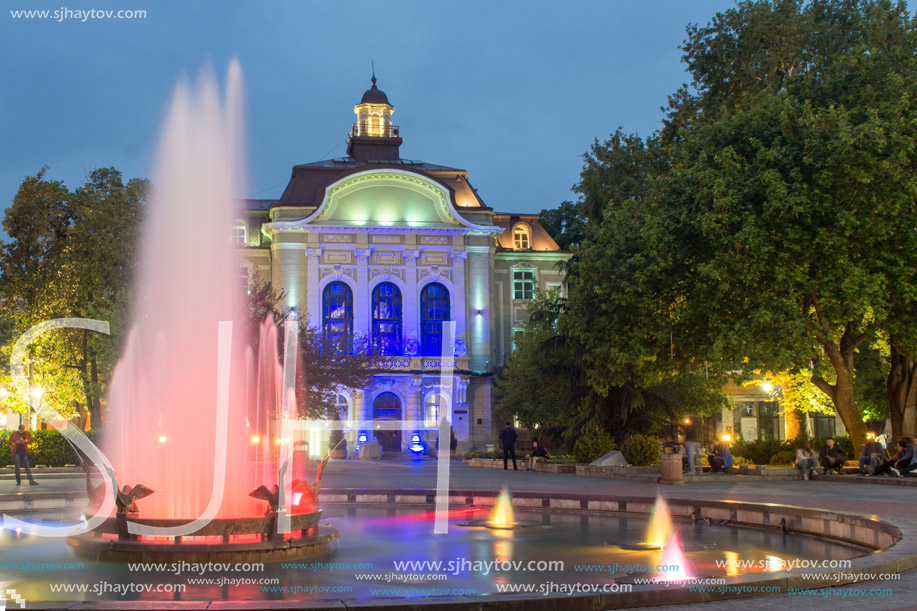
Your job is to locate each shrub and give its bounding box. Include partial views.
[731,439,792,465]
[573,427,615,464]
[769,450,796,466]
[620,434,661,466]
[464,450,503,459]
[0,429,100,467]
[732,455,753,467]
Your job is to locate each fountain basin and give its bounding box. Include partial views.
[66,511,337,563]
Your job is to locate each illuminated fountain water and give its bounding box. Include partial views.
[66,63,334,561]
[486,488,515,529]
[656,531,693,582]
[645,496,673,548]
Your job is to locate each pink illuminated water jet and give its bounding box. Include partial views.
[104,63,287,520]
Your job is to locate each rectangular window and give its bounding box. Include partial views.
[512,329,525,352]
[513,270,535,301]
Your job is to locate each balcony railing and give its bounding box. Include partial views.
[370,356,470,372]
[350,123,400,138]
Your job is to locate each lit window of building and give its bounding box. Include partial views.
[513,270,535,301]
[513,225,530,250]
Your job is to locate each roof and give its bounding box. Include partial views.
[275,157,489,209]
[360,77,390,105]
[493,213,564,252]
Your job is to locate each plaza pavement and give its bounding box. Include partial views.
[1,459,915,610]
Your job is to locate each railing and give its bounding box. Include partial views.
[370,356,470,371]
[350,123,400,138]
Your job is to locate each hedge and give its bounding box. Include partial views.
[0,429,100,467]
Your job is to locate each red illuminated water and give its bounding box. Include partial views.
[104,63,284,519]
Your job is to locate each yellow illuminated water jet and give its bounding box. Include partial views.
[645,496,673,548]
[487,488,515,529]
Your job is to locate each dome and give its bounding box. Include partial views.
[360,76,390,105]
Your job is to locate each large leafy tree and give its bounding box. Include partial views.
[494,290,725,445]
[571,0,917,448]
[0,167,148,429]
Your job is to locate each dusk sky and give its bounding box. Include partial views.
[1,1,738,220]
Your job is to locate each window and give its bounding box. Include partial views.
[810,412,836,439]
[512,328,525,352]
[425,393,444,427]
[231,220,247,245]
[513,270,535,301]
[334,394,349,422]
[372,282,402,356]
[420,282,450,357]
[322,282,353,350]
[513,225,530,250]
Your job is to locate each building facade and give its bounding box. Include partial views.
[237,79,570,454]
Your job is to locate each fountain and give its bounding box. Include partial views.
[614,495,671,551]
[486,488,515,529]
[65,63,336,562]
[656,531,693,582]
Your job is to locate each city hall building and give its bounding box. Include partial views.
[236,78,570,454]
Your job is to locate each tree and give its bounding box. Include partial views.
[568,0,917,448]
[245,278,376,420]
[0,167,148,429]
[493,289,725,445]
[537,201,587,251]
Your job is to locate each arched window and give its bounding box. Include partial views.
[335,393,350,422]
[322,282,353,350]
[424,393,445,427]
[420,282,450,357]
[231,220,247,245]
[372,282,402,356]
[513,224,530,250]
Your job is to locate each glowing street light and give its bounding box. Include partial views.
[30,386,44,399]
[250,435,261,444]
[157,435,168,444]
[721,433,732,442]
[761,381,774,393]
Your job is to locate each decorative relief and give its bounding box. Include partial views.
[320,265,356,282]
[371,235,401,244]
[305,247,323,259]
[451,250,468,261]
[355,248,372,262]
[403,249,420,262]
[322,234,353,243]
[369,266,405,282]
[420,235,450,245]
[373,251,399,265]
[324,251,351,264]
[422,253,447,265]
[418,267,453,282]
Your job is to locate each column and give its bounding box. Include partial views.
[450,250,468,353]
[466,245,492,373]
[403,249,420,349]
[353,389,367,441]
[305,247,322,327]
[407,376,422,451]
[355,248,372,342]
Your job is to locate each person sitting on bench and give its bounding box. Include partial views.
[874,438,916,477]
[819,438,847,475]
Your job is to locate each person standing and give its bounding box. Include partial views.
[499,422,518,471]
[683,424,701,474]
[9,425,38,486]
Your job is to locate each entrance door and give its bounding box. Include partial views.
[373,392,402,452]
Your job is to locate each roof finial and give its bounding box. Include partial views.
[371,60,376,86]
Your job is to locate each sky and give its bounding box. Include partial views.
[0,1,739,220]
